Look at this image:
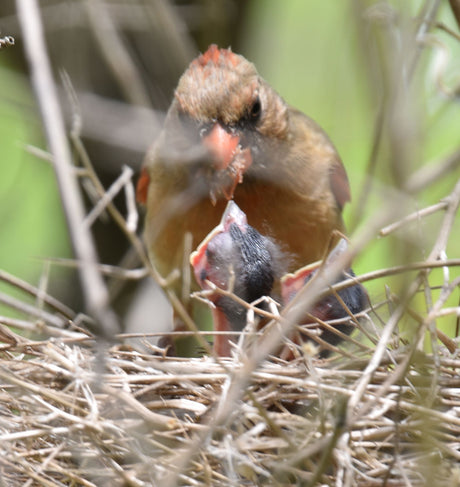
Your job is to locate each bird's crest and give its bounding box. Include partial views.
[193,44,239,68]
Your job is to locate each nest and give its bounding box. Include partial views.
[1,320,460,486]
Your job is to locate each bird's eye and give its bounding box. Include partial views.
[249,97,262,122]
[205,245,216,262]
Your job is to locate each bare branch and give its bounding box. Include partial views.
[16,0,120,338]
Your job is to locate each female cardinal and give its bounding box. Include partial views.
[137,44,350,289]
[191,201,365,357]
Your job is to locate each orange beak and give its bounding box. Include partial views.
[202,123,240,171]
[202,123,252,203]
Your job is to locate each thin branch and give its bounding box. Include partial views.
[0,269,75,319]
[83,165,134,229]
[379,201,448,236]
[347,176,460,421]
[406,146,460,195]
[409,0,442,80]
[0,292,66,328]
[16,0,120,338]
[83,0,151,107]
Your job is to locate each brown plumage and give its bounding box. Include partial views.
[138,44,350,293]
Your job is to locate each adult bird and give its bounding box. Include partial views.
[137,45,351,292]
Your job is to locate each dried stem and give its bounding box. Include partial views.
[16,0,120,338]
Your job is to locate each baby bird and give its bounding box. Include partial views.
[190,201,283,356]
[191,201,365,357]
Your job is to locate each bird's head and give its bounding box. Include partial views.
[190,201,281,328]
[169,45,289,204]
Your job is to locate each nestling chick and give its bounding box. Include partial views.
[191,202,366,357]
[281,239,367,356]
[190,201,283,356]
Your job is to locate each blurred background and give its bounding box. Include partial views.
[0,0,459,344]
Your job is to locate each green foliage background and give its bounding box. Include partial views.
[0,60,69,306]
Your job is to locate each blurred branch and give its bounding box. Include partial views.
[62,91,164,156]
[0,292,65,328]
[44,257,149,280]
[63,74,217,359]
[428,176,460,259]
[0,270,75,319]
[84,0,151,107]
[406,146,460,193]
[0,316,89,342]
[349,101,385,230]
[408,0,442,79]
[436,21,460,42]
[143,0,197,66]
[0,4,159,35]
[380,201,448,236]
[83,165,135,229]
[16,0,120,338]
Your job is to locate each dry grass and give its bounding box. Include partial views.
[0,320,460,486]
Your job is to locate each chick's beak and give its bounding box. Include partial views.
[189,201,247,287]
[189,224,220,288]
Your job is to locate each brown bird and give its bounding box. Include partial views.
[137,44,350,309]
